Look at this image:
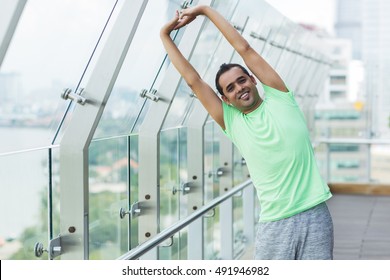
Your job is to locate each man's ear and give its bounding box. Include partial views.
[250,75,257,85]
[221,95,230,104]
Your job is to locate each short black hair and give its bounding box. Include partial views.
[215,63,251,95]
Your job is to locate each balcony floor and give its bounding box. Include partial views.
[328,193,390,260]
[241,193,390,260]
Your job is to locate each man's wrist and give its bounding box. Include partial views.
[198,5,210,15]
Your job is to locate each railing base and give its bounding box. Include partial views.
[329,183,390,195]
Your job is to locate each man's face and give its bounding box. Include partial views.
[219,67,262,114]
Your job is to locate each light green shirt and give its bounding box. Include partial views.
[223,84,332,222]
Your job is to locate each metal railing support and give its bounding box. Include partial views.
[118,179,252,260]
[58,0,148,259]
[0,0,27,68]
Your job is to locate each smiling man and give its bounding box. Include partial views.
[160,5,333,260]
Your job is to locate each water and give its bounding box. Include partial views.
[0,127,52,239]
[0,127,52,154]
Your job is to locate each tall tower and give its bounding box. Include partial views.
[361,0,390,138]
[335,0,362,60]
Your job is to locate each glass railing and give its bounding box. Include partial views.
[0,146,59,259]
[0,0,122,152]
[315,139,390,184]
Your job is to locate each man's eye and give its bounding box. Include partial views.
[238,78,246,83]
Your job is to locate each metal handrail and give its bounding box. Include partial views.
[117,179,253,260]
[315,137,390,145]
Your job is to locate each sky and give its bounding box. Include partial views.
[265,0,336,35]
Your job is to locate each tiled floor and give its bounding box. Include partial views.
[240,194,390,260]
[327,194,390,260]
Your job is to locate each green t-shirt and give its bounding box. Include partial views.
[223,84,332,222]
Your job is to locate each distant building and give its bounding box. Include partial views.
[335,0,362,60]
[315,38,369,182]
[0,72,22,103]
[335,0,390,138]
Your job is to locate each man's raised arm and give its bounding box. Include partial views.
[178,5,288,92]
[160,11,225,128]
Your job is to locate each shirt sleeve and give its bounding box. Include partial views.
[222,102,238,140]
[262,84,297,106]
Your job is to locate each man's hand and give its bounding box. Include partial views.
[160,10,181,35]
[174,5,208,29]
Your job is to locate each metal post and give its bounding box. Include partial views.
[219,130,234,259]
[0,0,27,68]
[186,121,206,259]
[59,0,148,259]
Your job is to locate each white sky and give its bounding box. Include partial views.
[265,0,336,35]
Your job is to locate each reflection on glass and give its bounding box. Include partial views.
[88,136,128,259]
[232,146,245,257]
[0,149,49,260]
[315,143,372,183]
[159,128,182,259]
[129,134,139,250]
[0,0,119,152]
[94,0,181,139]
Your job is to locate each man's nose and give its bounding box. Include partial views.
[236,84,244,93]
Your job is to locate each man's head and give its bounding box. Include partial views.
[215,63,262,114]
[215,63,250,95]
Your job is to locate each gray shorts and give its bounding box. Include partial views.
[255,202,334,260]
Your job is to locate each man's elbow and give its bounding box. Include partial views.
[186,74,203,90]
[236,40,252,56]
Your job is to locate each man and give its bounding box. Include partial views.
[160,5,333,260]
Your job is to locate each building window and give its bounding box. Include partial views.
[330,75,347,85]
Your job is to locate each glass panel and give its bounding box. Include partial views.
[232,146,245,257]
[129,134,139,249]
[178,127,188,259]
[49,146,61,242]
[203,121,221,259]
[88,136,128,260]
[0,0,120,152]
[315,143,371,183]
[159,128,180,259]
[371,145,390,184]
[93,0,182,139]
[158,127,188,260]
[233,195,244,258]
[0,149,49,260]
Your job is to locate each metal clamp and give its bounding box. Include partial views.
[208,167,225,178]
[140,89,159,102]
[158,235,174,248]
[34,236,62,259]
[234,230,248,244]
[172,182,191,195]
[61,88,87,105]
[233,24,244,32]
[119,201,141,219]
[203,208,216,218]
[188,92,197,98]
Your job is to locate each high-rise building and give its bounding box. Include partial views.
[315,38,369,182]
[335,0,362,60]
[361,0,390,138]
[336,0,390,138]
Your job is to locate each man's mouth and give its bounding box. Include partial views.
[239,91,249,100]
